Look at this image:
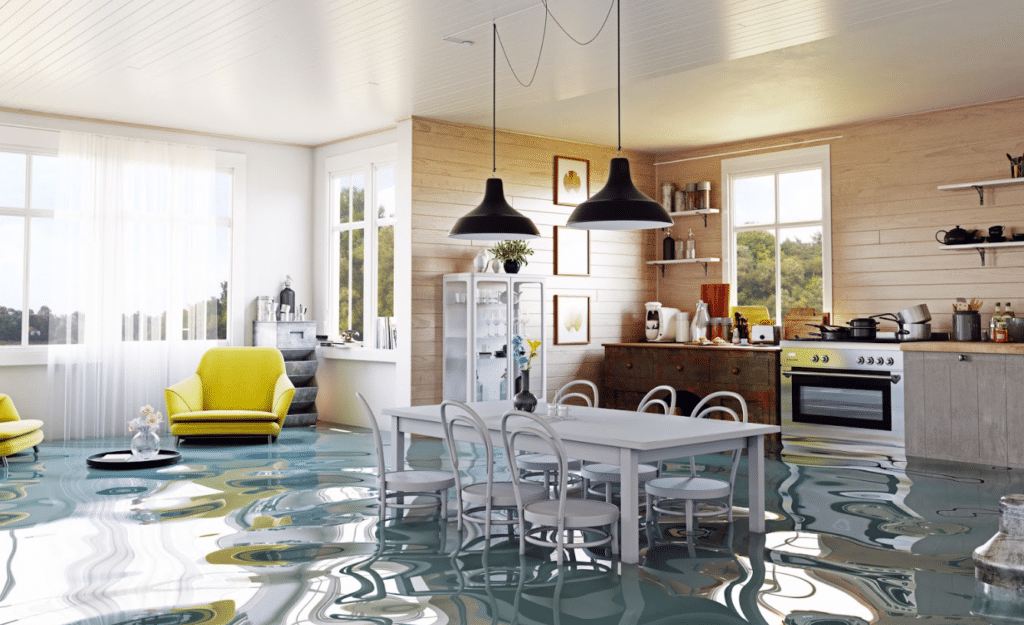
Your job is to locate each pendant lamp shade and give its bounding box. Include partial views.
[448,177,541,240]
[449,23,540,241]
[566,157,671,230]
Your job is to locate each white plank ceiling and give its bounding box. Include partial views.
[0,0,1022,151]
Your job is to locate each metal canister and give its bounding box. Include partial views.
[685,183,698,210]
[661,182,676,211]
[696,181,712,209]
[953,310,981,341]
[709,317,732,341]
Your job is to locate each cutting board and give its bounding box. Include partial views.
[783,308,830,340]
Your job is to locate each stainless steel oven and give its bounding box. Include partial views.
[781,341,905,449]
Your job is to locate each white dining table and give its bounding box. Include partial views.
[381,400,780,565]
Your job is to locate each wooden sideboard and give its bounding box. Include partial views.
[602,343,781,451]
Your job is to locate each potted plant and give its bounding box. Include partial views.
[488,240,534,274]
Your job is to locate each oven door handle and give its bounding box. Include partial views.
[782,370,902,384]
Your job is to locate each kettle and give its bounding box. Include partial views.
[935,225,977,245]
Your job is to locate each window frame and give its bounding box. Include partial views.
[325,145,396,347]
[720,144,833,321]
[0,126,247,364]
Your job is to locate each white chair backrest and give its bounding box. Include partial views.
[440,400,493,502]
[638,385,677,414]
[501,410,566,522]
[690,391,748,422]
[553,380,599,407]
[355,392,388,479]
[688,403,743,482]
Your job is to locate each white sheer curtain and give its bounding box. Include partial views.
[46,132,219,440]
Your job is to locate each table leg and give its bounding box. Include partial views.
[391,415,405,472]
[619,447,640,565]
[747,434,765,533]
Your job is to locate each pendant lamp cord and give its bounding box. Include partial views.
[617,0,621,154]
[492,22,497,176]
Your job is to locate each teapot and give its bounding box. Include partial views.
[935,225,977,245]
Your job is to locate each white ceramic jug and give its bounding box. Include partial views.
[691,300,710,340]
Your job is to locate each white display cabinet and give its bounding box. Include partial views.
[442,273,546,404]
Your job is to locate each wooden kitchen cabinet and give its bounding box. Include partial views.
[904,351,1016,467]
[602,343,781,451]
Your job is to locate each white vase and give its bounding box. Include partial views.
[473,250,488,272]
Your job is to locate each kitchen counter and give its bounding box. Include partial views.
[603,342,782,351]
[900,341,1024,354]
[602,343,781,450]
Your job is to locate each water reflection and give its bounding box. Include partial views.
[0,429,1015,623]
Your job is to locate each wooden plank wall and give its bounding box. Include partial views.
[410,116,658,406]
[654,97,1024,332]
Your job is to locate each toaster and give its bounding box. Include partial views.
[750,325,780,345]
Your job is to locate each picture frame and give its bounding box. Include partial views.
[554,226,590,276]
[554,295,590,345]
[553,156,589,206]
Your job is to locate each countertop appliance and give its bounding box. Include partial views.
[781,339,905,456]
[750,324,780,344]
[645,302,681,342]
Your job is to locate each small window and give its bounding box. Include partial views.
[722,145,832,322]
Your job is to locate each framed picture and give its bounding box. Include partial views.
[554,226,590,276]
[553,156,589,206]
[554,295,590,345]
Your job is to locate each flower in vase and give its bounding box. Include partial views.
[512,335,542,370]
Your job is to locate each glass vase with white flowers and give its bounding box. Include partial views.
[129,405,163,459]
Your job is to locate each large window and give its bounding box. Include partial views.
[0,148,57,346]
[0,136,236,352]
[721,145,831,322]
[329,156,395,346]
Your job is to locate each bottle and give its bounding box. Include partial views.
[685,228,696,259]
[662,229,675,260]
[995,319,1009,343]
[1006,302,1015,320]
[991,303,1003,338]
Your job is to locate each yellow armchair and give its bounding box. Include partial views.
[0,394,44,469]
[165,347,295,444]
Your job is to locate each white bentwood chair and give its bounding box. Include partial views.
[515,380,597,496]
[502,409,619,565]
[581,385,677,503]
[441,400,547,539]
[356,392,456,523]
[644,391,749,544]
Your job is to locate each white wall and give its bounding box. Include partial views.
[0,110,313,434]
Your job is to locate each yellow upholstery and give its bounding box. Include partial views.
[165,347,295,443]
[0,394,44,468]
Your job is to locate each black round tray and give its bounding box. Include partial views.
[87,449,181,470]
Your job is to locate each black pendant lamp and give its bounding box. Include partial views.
[566,0,671,230]
[449,24,540,241]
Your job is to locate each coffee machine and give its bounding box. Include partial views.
[645,302,681,342]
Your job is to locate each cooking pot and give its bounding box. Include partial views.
[935,225,978,245]
[806,323,850,341]
[896,304,931,324]
[847,317,878,340]
[899,322,931,341]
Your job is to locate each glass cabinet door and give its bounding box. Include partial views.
[443,273,545,404]
[473,279,510,401]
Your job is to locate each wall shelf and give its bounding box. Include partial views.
[670,208,719,227]
[647,257,721,276]
[938,240,1024,266]
[937,177,1024,205]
